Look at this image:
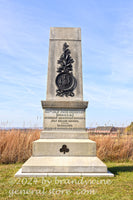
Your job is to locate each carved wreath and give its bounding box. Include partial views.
[55,43,77,97]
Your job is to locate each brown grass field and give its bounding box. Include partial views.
[0,129,133,164]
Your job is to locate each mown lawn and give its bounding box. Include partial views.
[0,162,133,200]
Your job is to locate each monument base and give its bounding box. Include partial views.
[15,156,114,177]
[15,168,114,177]
[15,138,114,177]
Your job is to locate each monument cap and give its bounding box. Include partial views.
[50,27,81,40]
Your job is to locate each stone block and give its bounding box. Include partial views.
[32,139,96,156]
[22,156,107,173]
[40,130,89,139]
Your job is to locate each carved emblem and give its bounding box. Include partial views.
[55,43,77,97]
[60,144,69,154]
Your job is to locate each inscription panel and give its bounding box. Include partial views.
[43,108,85,130]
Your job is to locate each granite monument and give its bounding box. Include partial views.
[15,27,114,177]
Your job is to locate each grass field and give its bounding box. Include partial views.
[0,162,133,200]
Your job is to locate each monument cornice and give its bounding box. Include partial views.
[50,39,81,41]
[41,101,88,109]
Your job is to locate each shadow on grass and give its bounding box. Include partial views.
[108,166,133,175]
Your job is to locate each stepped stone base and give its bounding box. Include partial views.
[15,168,114,177]
[40,130,89,139]
[32,139,96,156]
[22,156,107,173]
[15,138,114,177]
[15,156,114,177]
[15,156,115,177]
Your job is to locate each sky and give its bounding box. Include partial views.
[0,0,133,128]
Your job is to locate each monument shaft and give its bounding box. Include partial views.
[46,27,83,101]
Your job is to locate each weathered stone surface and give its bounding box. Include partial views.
[15,168,114,177]
[32,139,96,156]
[40,130,88,139]
[50,27,81,40]
[43,108,86,130]
[41,100,88,109]
[22,156,107,173]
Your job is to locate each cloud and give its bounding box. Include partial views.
[84,82,133,110]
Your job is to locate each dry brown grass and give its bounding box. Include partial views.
[0,129,133,163]
[0,129,40,164]
[89,134,133,161]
